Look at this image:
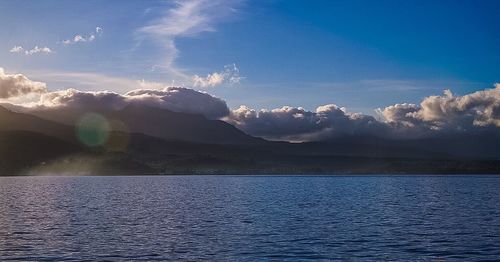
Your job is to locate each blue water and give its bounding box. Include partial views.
[0,175,500,261]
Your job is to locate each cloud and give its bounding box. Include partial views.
[379,84,500,130]
[25,46,53,55]
[376,103,420,127]
[62,27,103,45]
[192,64,243,88]
[31,87,229,119]
[226,104,383,141]
[124,87,230,118]
[228,84,500,141]
[138,0,243,79]
[2,68,498,141]
[9,45,53,55]
[9,46,23,53]
[39,89,127,110]
[9,27,102,57]
[0,68,48,99]
[27,70,145,93]
[3,68,229,118]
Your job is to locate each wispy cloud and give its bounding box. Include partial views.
[9,45,53,56]
[26,70,150,93]
[62,27,103,45]
[138,0,243,82]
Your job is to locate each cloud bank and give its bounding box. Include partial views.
[31,87,229,119]
[1,68,498,141]
[226,104,385,141]
[124,87,229,119]
[227,84,500,141]
[0,68,47,99]
[2,68,229,119]
[378,84,500,130]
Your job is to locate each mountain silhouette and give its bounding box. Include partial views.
[0,130,80,174]
[22,104,264,145]
[0,104,499,175]
[0,106,76,143]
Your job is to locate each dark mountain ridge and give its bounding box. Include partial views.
[0,106,77,143]
[18,104,264,145]
[0,104,499,175]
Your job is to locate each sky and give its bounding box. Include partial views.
[0,0,499,115]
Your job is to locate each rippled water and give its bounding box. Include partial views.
[1,175,500,261]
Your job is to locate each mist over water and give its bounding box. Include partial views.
[1,175,500,260]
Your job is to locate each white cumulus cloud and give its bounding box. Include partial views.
[9,46,23,53]
[62,27,103,45]
[9,45,53,55]
[0,68,48,99]
[379,84,500,130]
[192,64,243,88]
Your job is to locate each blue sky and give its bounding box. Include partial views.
[0,0,498,114]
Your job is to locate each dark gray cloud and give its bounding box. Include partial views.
[125,87,229,119]
[39,89,126,110]
[0,68,47,98]
[226,104,385,141]
[36,87,229,119]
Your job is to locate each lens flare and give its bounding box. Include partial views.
[76,113,110,147]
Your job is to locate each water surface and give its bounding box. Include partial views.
[1,175,499,261]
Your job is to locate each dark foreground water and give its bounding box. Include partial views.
[1,176,500,261]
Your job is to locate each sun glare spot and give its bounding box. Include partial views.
[76,113,110,147]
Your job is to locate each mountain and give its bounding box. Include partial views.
[111,104,264,144]
[22,104,264,145]
[314,132,500,159]
[400,131,500,159]
[0,106,76,143]
[0,104,499,175]
[0,130,80,174]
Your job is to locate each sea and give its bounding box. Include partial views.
[1,175,499,261]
